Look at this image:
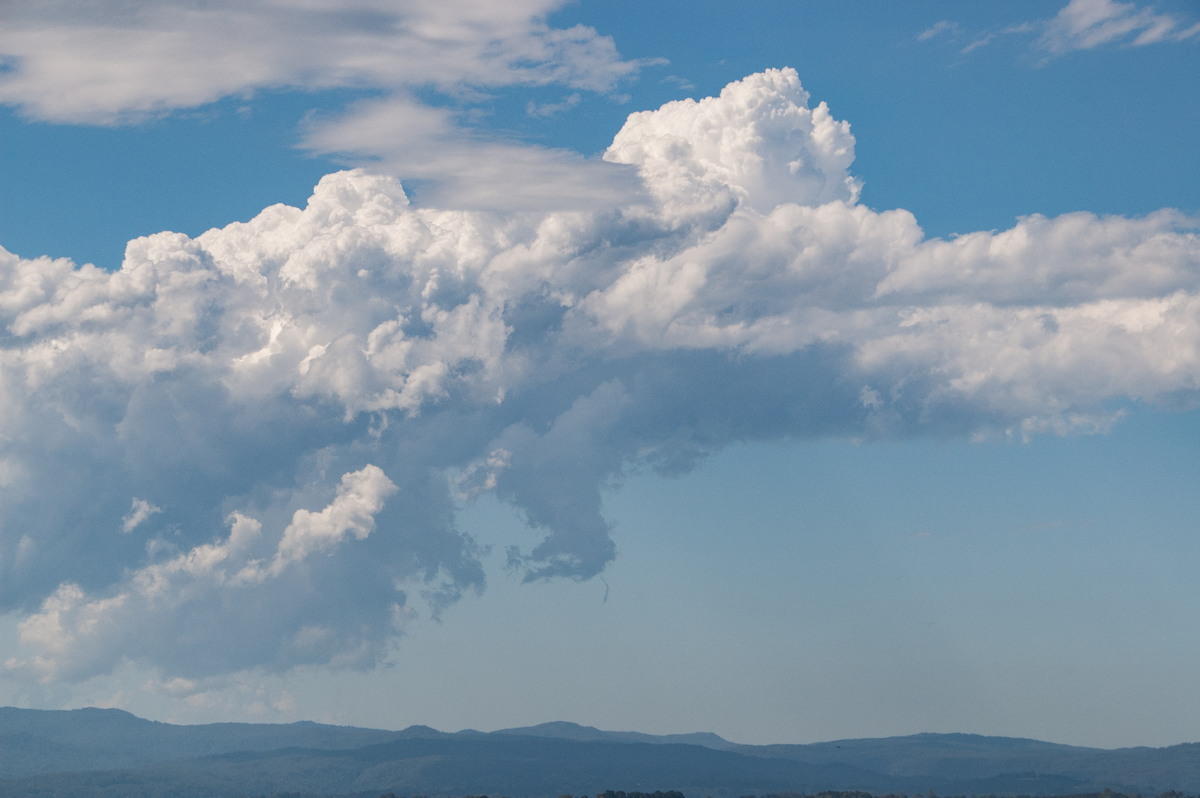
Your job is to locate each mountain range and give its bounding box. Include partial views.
[1,707,1198,798]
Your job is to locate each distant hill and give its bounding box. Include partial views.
[492,721,739,751]
[2,708,1199,798]
[0,706,404,777]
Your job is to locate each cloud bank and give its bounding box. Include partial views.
[1,68,1198,687]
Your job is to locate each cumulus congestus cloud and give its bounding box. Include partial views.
[1,69,1198,685]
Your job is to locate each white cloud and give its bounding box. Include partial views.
[121,499,162,533]
[1,68,1198,685]
[0,0,634,123]
[299,94,644,211]
[270,465,398,574]
[918,0,1198,58]
[6,466,399,683]
[605,69,859,220]
[0,0,645,211]
[917,20,959,41]
[1037,0,1200,54]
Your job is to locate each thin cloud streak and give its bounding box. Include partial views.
[1037,0,1200,55]
[916,0,1199,59]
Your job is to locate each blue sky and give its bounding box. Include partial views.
[0,0,1198,748]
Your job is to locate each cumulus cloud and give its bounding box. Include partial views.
[6,465,399,683]
[1,68,1198,686]
[604,69,859,220]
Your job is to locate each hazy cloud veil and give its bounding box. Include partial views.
[1,67,1198,687]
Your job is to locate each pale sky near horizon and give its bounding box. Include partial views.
[1,0,1199,750]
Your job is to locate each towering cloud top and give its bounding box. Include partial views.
[1,71,1198,688]
[606,69,860,217]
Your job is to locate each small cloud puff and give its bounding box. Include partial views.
[121,499,162,534]
[527,93,582,118]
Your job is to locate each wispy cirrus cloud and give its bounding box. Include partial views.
[918,0,1199,59]
[916,20,960,42]
[1036,0,1200,55]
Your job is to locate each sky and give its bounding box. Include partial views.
[0,0,1198,750]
